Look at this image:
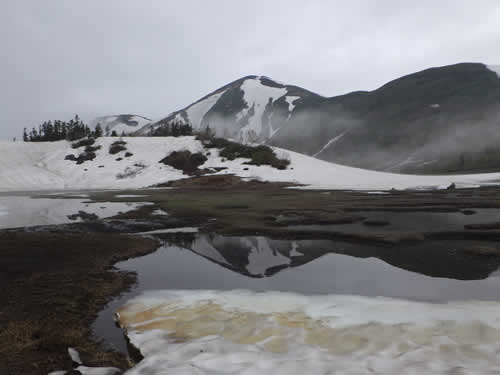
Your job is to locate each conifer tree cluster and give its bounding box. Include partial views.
[148,120,193,137]
[23,115,103,142]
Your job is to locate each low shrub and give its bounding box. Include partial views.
[64,150,96,164]
[84,144,101,153]
[209,139,290,170]
[76,151,97,164]
[109,140,127,154]
[72,138,95,149]
[159,150,208,174]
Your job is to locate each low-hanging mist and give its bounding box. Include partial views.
[133,63,500,174]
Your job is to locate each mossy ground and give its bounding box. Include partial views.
[0,232,158,375]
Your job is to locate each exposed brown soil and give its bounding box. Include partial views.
[159,174,298,190]
[0,232,159,375]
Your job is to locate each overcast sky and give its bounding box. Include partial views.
[2,0,500,140]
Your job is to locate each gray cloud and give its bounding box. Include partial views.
[2,0,500,140]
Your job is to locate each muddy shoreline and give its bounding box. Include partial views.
[2,178,500,373]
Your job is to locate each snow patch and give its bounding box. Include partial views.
[152,209,169,216]
[138,227,199,235]
[115,194,149,198]
[68,347,82,364]
[174,113,186,124]
[313,130,348,157]
[92,115,151,135]
[269,124,282,138]
[289,241,303,256]
[285,95,300,112]
[237,78,287,142]
[50,348,120,375]
[75,367,120,375]
[118,289,500,375]
[185,91,224,129]
[243,237,291,275]
[486,65,500,78]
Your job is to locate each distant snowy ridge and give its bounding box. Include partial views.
[2,137,500,192]
[91,114,152,135]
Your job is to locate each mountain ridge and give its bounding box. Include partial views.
[98,63,500,174]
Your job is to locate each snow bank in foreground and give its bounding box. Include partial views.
[1,137,500,192]
[117,290,500,375]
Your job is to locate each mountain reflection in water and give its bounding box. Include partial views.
[159,232,500,281]
[94,232,500,353]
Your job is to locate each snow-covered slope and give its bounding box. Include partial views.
[1,137,500,192]
[136,75,321,143]
[91,114,152,135]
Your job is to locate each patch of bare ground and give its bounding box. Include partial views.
[158,174,298,190]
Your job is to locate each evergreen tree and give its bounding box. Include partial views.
[94,123,103,138]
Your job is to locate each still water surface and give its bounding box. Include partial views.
[95,233,500,353]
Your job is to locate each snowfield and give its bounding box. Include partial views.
[1,137,500,192]
[116,289,500,375]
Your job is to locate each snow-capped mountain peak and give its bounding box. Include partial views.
[136,75,321,143]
